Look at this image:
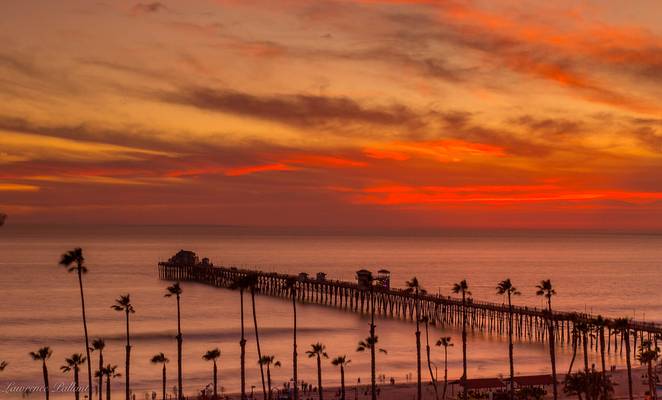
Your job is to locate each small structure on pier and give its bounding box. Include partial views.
[316,272,327,282]
[376,269,391,289]
[356,269,373,289]
[161,250,213,267]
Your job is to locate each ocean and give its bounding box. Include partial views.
[1,225,661,399]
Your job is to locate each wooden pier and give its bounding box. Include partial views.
[158,251,661,357]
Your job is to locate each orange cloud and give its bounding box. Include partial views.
[224,163,299,176]
[365,139,505,163]
[0,183,40,192]
[283,154,368,168]
[342,184,662,206]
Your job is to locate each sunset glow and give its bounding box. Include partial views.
[2,0,662,228]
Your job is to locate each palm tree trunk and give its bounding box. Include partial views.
[507,293,515,400]
[415,289,422,400]
[424,321,439,400]
[648,361,656,400]
[43,361,50,400]
[77,267,93,400]
[624,330,633,400]
[582,328,591,399]
[213,360,218,399]
[547,299,558,400]
[292,290,299,400]
[340,365,345,400]
[176,294,183,400]
[599,327,607,400]
[251,289,267,400]
[442,347,448,400]
[99,352,104,400]
[106,375,111,400]
[567,330,577,375]
[461,292,468,400]
[266,365,272,400]
[162,365,167,400]
[75,367,80,400]
[240,289,247,400]
[125,311,131,400]
[317,355,323,400]
[370,290,377,400]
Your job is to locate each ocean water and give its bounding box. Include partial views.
[1,225,661,399]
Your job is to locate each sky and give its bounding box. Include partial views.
[1,0,662,229]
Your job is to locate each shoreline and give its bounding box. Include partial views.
[214,367,653,400]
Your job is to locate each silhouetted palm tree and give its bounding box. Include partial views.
[97,364,120,400]
[111,294,135,400]
[613,318,633,400]
[405,277,423,400]
[30,347,53,400]
[452,280,470,400]
[61,353,86,400]
[259,355,281,400]
[59,248,93,400]
[165,282,184,400]
[91,339,106,400]
[421,316,438,400]
[435,337,453,400]
[245,273,267,400]
[357,334,387,400]
[230,276,254,400]
[567,318,579,375]
[637,339,659,400]
[150,353,169,400]
[285,277,299,400]
[203,348,221,400]
[331,356,350,400]
[536,279,558,400]
[496,278,520,400]
[595,316,609,400]
[307,343,328,400]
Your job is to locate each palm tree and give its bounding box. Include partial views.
[331,356,351,400]
[435,337,453,400]
[421,316,438,400]
[59,248,93,400]
[285,277,299,400]
[567,318,579,375]
[165,282,184,400]
[150,353,169,400]
[452,280,470,400]
[111,294,135,400]
[203,348,221,400]
[307,343,329,400]
[230,275,254,400]
[61,354,86,400]
[259,355,281,400]
[595,316,609,400]
[245,273,267,400]
[536,279,558,400]
[97,364,121,400]
[405,277,423,400]
[357,334,387,400]
[91,339,106,400]
[496,278,520,400]
[613,318,634,400]
[637,339,660,400]
[30,347,53,400]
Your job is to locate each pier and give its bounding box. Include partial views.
[158,250,661,357]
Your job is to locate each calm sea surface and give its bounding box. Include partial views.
[1,225,661,399]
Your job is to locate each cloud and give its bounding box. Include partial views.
[224,163,299,176]
[156,87,423,128]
